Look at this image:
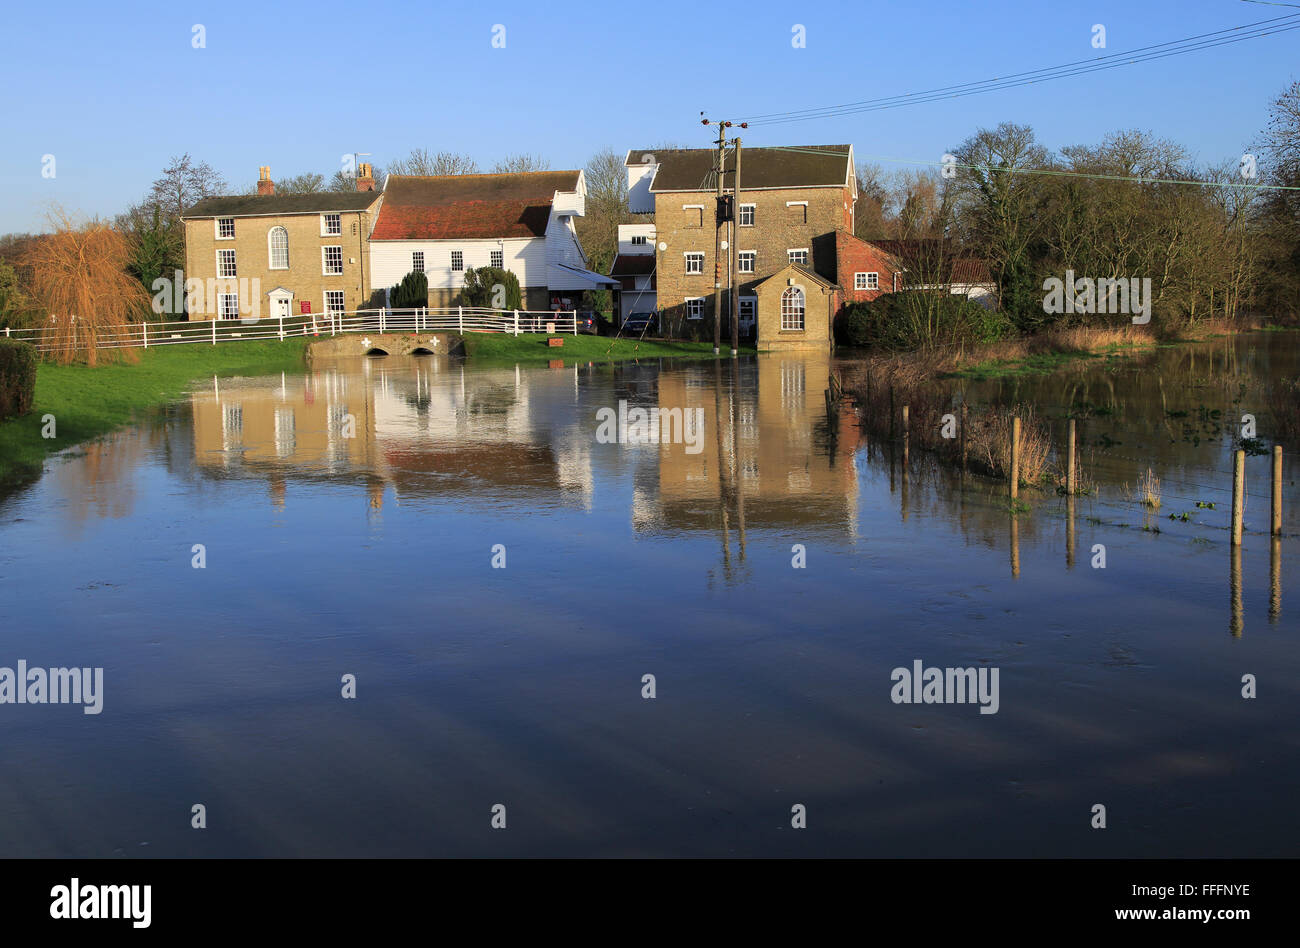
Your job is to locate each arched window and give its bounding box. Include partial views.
[268,226,289,269]
[780,286,805,331]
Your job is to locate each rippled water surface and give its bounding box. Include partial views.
[0,334,1295,856]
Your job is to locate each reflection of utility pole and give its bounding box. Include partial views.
[729,357,746,561]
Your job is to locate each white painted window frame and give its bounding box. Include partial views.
[322,245,344,276]
[268,226,289,270]
[216,248,237,278]
[412,251,425,273]
[738,203,755,227]
[737,250,756,274]
[683,252,705,275]
[215,217,235,240]
[780,286,805,331]
[321,213,342,237]
[450,250,465,272]
[787,248,809,265]
[324,289,345,314]
[685,296,706,320]
[217,292,239,320]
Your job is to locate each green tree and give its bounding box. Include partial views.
[390,270,429,309]
[463,267,522,310]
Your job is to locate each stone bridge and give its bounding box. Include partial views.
[306,333,465,361]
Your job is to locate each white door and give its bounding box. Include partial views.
[273,296,292,318]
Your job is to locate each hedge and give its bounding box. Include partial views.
[0,339,35,420]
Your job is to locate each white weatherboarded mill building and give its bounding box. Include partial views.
[367,171,616,311]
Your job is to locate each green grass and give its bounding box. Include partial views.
[0,340,309,488]
[945,350,1098,380]
[458,332,745,364]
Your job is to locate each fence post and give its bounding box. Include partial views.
[142,322,148,350]
[1232,449,1246,546]
[1067,418,1077,495]
[211,319,217,345]
[1273,445,1283,537]
[380,307,386,335]
[4,327,9,337]
[458,306,463,333]
[278,316,284,340]
[572,310,577,335]
[331,312,337,336]
[514,309,519,336]
[960,402,968,474]
[1010,416,1021,500]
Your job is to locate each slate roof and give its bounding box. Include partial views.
[626,145,852,192]
[370,171,582,241]
[608,254,655,276]
[182,191,381,219]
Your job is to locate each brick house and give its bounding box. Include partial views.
[367,171,616,311]
[181,165,382,321]
[624,145,856,342]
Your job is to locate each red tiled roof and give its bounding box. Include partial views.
[371,171,581,240]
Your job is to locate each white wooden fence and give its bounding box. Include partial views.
[1,307,580,353]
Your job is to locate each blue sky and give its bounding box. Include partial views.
[1,0,1296,232]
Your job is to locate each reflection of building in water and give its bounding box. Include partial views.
[190,358,595,510]
[649,351,859,535]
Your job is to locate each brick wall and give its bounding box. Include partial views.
[834,232,902,306]
[652,184,853,338]
[183,207,376,320]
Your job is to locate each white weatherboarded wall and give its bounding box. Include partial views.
[370,237,546,293]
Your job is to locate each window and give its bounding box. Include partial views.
[216,217,235,239]
[324,290,345,314]
[631,235,648,245]
[737,251,755,274]
[739,204,755,227]
[685,297,705,320]
[684,252,704,274]
[490,250,504,269]
[269,227,289,269]
[781,287,805,331]
[451,250,464,271]
[682,205,704,227]
[217,292,239,320]
[322,213,342,236]
[739,298,756,320]
[855,271,879,291]
[412,251,425,273]
[785,202,807,224]
[788,249,808,266]
[216,249,237,277]
[322,246,343,275]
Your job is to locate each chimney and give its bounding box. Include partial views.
[356,162,375,192]
[257,166,275,196]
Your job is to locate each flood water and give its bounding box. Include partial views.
[0,333,1295,857]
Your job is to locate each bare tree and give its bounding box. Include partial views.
[491,153,550,173]
[21,209,150,365]
[275,173,326,194]
[147,154,227,219]
[386,149,480,176]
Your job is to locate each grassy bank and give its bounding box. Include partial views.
[0,340,309,488]
[458,332,744,364]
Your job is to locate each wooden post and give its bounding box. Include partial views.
[458,306,464,333]
[1230,544,1244,637]
[1067,418,1077,495]
[1010,416,1021,500]
[1232,449,1245,546]
[731,138,742,356]
[142,322,148,350]
[960,402,968,474]
[514,309,519,336]
[211,319,216,345]
[1273,445,1283,537]
[278,315,284,340]
[901,404,909,437]
[572,310,578,336]
[889,385,896,440]
[1271,537,1282,624]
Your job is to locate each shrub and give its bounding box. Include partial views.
[836,292,1013,351]
[0,339,36,420]
[390,270,428,310]
[463,267,522,310]
[835,302,875,347]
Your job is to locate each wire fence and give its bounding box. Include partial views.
[2,307,582,353]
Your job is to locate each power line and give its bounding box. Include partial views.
[741,15,1300,127]
[765,144,1300,191]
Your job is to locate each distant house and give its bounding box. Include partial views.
[181,165,382,321]
[367,171,616,311]
[608,223,657,324]
[867,239,997,308]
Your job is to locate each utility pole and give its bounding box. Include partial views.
[731,138,741,356]
[701,116,747,356]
